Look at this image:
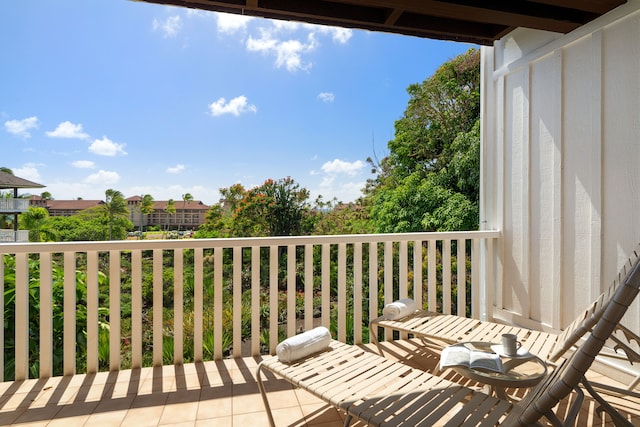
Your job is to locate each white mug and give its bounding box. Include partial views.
[501,333,521,356]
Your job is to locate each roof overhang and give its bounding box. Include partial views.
[136,0,626,45]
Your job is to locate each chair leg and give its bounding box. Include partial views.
[581,378,634,427]
[256,361,277,427]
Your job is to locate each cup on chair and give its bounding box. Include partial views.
[501,333,521,356]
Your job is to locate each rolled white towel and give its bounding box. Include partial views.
[382,298,418,320]
[276,326,331,363]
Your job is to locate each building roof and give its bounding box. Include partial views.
[46,200,105,211]
[152,200,210,210]
[0,171,45,190]
[137,0,626,45]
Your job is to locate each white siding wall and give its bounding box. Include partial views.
[481,1,640,334]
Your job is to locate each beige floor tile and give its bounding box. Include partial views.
[195,415,232,426]
[272,405,307,426]
[197,390,232,419]
[301,403,343,425]
[232,410,270,425]
[121,404,165,426]
[158,401,199,425]
[84,408,128,425]
[294,388,325,406]
[47,414,91,427]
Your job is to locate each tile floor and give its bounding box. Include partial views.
[0,340,638,426]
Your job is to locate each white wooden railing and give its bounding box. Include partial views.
[0,230,499,381]
[0,198,30,212]
[0,230,30,243]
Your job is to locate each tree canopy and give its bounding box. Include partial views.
[367,48,480,232]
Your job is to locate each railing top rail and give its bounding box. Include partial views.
[0,230,500,254]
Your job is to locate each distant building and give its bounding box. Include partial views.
[126,197,209,230]
[0,171,45,242]
[29,196,210,230]
[45,199,105,216]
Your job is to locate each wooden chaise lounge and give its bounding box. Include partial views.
[256,248,640,426]
[370,243,640,379]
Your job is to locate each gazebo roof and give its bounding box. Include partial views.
[137,0,626,45]
[0,171,45,190]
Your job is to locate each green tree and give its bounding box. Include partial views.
[164,198,176,233]
[312,200,375,235]
[232,177,311,237]
[103,189,128,240]
[140,194,155,233]
[19,207,51,242]
[40,191,53,201]
[180,193,193,231]
[368,48,481,232]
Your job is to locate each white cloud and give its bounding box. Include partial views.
[72,160,95,169]
[153,15,182,38]
[318,92,335,103]
[13,164,41,182]
[321,159,365,176]
[85,170,120,185]
[208,96,257,117]
[167,164,185,173]
[216,12,253,34]
[46,121,89,139]
[317,26,353,44]
[89,137,127,156]
[4,116,39,138]
[247,29,317,72]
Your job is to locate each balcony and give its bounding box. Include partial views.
[0,230,29,243]
[0,231,638,426]
[0,198,30,213]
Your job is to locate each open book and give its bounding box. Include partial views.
[439,344,503,373]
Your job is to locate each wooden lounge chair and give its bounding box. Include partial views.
[370,243,640,375]
[256,250,640,426]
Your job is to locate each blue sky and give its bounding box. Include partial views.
[2,1,474,205]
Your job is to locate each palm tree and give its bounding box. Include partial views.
[20,207,49,242]
[103,189,127,240]
[180,193,193,231]
[139,194,154,234]
[164,198,176,235]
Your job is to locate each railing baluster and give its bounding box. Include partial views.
[369,243,378,344]
[232,246,241,357]
[174,249,183,364]
[131,249,143,368]
[251,246,260,356]
[15,253,28,380]
[321,244,330,329]
[428,239,437,313]
[457,239,467,317]
[269,246,278,353]
[338,243,346,343]
[443,239,452,315]
[214,247,223,360]
[304,244,313,332]
[86,251,99,374]
[193,247,203,363]
[153,249,163,366]
[353,242,362,345]
[0,251,4,382]
[64,251,76,376]
[287,245,296,338]
[413,240,422,310]
[110,250,121,371]
[383,241,393,341]
[399,241,408,340]
[472,239,480,319]
[40,252,53,378]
